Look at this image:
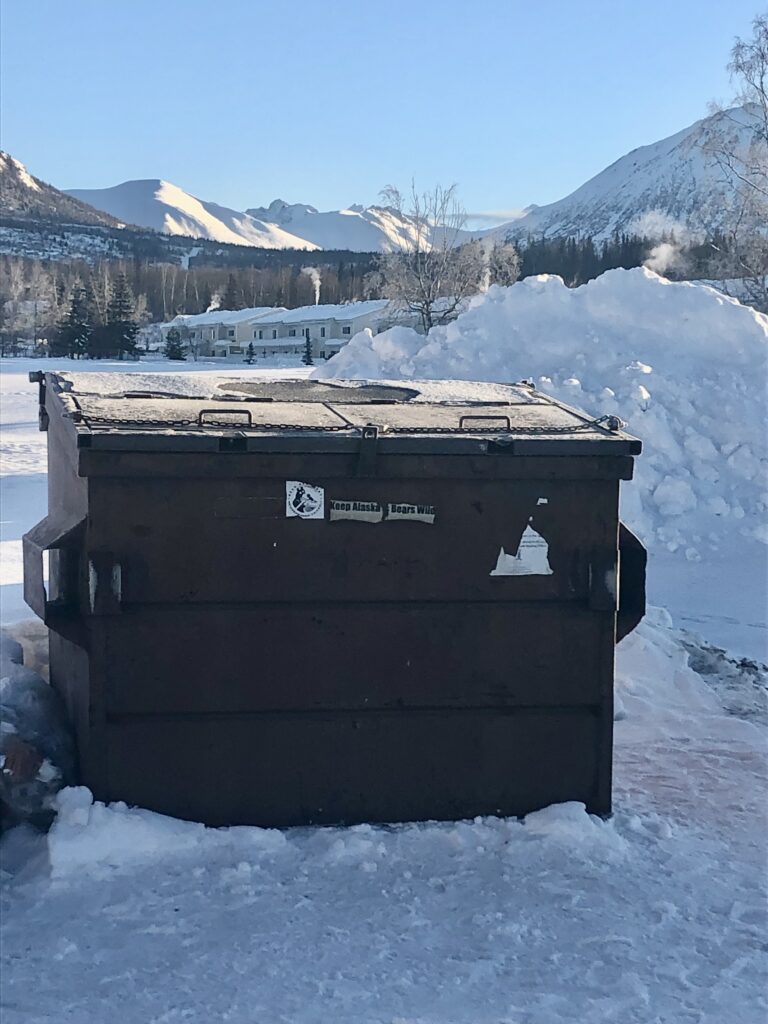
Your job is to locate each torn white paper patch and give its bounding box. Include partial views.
[490,523,553,576]
[286,481,325,519]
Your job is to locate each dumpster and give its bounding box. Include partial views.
[25,372,645,826]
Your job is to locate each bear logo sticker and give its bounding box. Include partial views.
[286,481,325,519]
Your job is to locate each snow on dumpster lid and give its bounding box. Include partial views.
[43,373,642,455]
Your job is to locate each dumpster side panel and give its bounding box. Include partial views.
[85,474,618,605]
[48,631,89,774]
[101,710,602,827]
[42,386,92,770]
[77,461,622,824]
[102,603,607,714]
[46,386,87,522]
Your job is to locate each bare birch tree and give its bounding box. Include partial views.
[372,183,519,332]
[702,15,768,309]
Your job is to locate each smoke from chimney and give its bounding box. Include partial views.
[301,267,321,304]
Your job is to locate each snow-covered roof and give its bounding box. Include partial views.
[253,300,390,326]
[169,306,284,328]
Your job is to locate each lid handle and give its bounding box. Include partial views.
[198,408,253,427]
[458,414,512,431]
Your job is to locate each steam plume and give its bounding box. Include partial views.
[301,267,321,304]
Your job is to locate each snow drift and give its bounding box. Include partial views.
[314,268,768,557]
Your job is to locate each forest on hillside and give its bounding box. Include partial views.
[0,230,738,348]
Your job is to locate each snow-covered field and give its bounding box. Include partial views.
[1,268,767,1024]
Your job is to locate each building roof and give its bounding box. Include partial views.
[252,300,390,326]
[169,306,284,329]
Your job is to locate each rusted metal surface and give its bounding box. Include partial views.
[24,372,645,826]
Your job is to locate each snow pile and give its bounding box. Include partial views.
[315,269,768,556]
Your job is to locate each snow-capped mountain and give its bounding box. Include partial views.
[245,199,425,252]
[63,183,425,252]
[492,105,758,241]
[4,103,760,256]
[0,152,119,227]
[66,180,321,250]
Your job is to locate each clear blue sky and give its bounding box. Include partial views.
[0,0,760,221]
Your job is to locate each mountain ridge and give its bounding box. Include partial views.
[490,105,756,241]
[2,104,760,255]
[0,151,121,228]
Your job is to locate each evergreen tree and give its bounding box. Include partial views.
[105,273,138,358]
[245,341,255,364]
[164,326,186,361]
[52,287,93,358]
[302,334,314,366]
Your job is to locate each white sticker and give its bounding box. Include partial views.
[490,522,553,576]
[537,497,549,505]
[386,503,436,524]
[330,499,383,523]
[286,481,325,519]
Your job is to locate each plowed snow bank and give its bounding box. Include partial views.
[314,269,768,557]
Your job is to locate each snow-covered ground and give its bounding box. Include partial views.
[1,311,766,1024]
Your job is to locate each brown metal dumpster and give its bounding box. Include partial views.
[24,372,645,827]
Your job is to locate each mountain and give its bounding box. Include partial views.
[244,199,424,252]
[0,151,119,228]
[63,105,757,252]
[492,105,758,241]
[66,180,321,250]
[64,182,425,253]
[3,104,760,260]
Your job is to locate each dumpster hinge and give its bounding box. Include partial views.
[357,425,379,477]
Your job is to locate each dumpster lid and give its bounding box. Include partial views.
[45,373,642,456]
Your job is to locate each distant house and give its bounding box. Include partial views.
[162,307,284,358]
[158,300,401,360]
[248,300,393,359]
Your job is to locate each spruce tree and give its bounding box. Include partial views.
[105,273,138,358]
[245,341,255,364]
[302,334,314,366]
[164,326,186,361]
[53,287,93,358]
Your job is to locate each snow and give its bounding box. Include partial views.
[1,343,766,1022]
[169,305,284,329]
[252,299,390,325]
[315,267,768,661]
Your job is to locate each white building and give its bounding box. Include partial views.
[162,307,285,358]
[159,300,399,360]
[247,300,392,360]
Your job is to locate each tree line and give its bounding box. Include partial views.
[49,273,138,358]
[0,226,757,356]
